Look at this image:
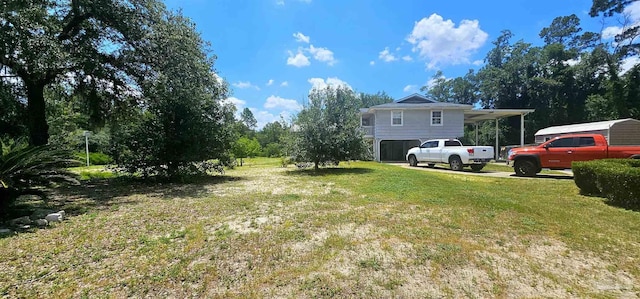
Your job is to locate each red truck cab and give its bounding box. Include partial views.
[507,134,640,176]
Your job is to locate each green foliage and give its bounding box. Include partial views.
[573,159,640,207]
[109,10,234,178]
[0,139,80,210]
[357,91,394,108]
[280,156,292,167]
[75,152,113,165]
[572,161,603,195]
[290,87,371,170]
[233,137,262,165]
[1,0,164,145]
[240,108,257,131]
[263,142,283,157]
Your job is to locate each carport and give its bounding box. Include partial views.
[464,109,535,160]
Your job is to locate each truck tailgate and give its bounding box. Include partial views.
[470,146,494,159]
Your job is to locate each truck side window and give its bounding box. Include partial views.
[444,140,461,147]
[548,137,574,148]
[578,137,595,147]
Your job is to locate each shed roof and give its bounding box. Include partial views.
[535,119,640,136]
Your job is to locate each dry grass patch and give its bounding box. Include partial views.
[1,158,639,298]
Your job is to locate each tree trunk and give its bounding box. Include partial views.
[25,80,49,146]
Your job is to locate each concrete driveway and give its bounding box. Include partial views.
[393,163,574,180]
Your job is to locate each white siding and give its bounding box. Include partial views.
[374,109,464,141]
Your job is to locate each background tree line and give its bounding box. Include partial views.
[422,1,640,146]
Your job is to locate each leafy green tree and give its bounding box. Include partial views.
[357,91,394,108]
[232,136,261,166]
[421,71,451,102]
[290,87,370,170]
[256,120,288,157]
[0,80,27,139]
[0,0,162,145]
[240,108,257,131]
[110,10,233,177]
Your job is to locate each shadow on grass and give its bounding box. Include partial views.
[578,191,640,212]
[285,167,373,177]
[509,174,575,180]
[2,175,243,222]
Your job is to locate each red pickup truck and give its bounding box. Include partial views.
[507,134,640,176]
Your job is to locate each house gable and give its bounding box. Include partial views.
[396,93,438,104]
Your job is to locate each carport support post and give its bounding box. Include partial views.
[520,113,525,146]
[475,122,479,145]
[495,118,499,161]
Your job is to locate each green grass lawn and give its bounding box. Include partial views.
[1,158,638,298]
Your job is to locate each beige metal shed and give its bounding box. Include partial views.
[534,118,640,145]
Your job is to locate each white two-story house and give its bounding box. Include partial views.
[360,93,534,161]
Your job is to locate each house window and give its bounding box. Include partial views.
[391,111,403,126]
[431,110,443,126]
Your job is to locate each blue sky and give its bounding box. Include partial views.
[163,0,636,128]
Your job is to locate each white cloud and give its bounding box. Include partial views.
[308,45,336,65]
[265,95,303,111]
[563,58,581,67]
[379,47,398,62]
[213,73,224,85]
[602,26,623,39]
[472,59,484,66]
[287,50,311,67]
[406,13,488,69]
[293,32,310,43]
[403,85,417,93]
[276,0,284,5]
[254,110,292,130]
[621,56,640,74]
[627,1,640,21]
[602,2,640,41]
[370,60,375,66]
[223,97,246,112]
[266,79,274,86]
[280,81,289,87]
[402,55,413,62]
[232,81,260,90]
[308,77,352,94]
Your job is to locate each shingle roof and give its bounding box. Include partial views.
[365,93,472,111]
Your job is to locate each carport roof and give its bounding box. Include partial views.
[464,109,535,123]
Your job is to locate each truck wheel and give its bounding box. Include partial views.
[408,155,418,167]
[514,160,536,177]
[427,163,435,168]
[449,156,463,171]
[470,164,485,172]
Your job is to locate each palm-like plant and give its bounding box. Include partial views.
[0,139,80,211]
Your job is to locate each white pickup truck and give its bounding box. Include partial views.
[406,139,494,171]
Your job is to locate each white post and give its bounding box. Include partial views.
[84,131,90,167]
[495,119,499,161]
[475,122,479,145]
[520,113,525,146]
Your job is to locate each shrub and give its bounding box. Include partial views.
[89,152,113,165]
[573,161,604,195]
[572,159,640,206]
[75,152,113,165]
[1,139,80,212]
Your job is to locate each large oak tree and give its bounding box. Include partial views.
[1,0,158,145]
